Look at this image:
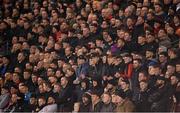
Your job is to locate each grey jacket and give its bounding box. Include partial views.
[0,93,10,109]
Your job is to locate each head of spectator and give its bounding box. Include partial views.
[82,92,92,106]
[101,92,112,105]
[114,90,126,105]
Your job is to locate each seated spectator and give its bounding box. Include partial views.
[114,90,135,112]
[0,0,179,112]
[38,95,57,113]
[0,85,10,111]
[100,92,116,112]
[79,92,92,112]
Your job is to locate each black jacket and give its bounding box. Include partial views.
[91,101,103,112]
[132,88,150,112]
[57,85,74,112]
[148,84,171,112]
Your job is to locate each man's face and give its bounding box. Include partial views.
[17,53,24,61]
[74,102,80,112]
[24,22,30,29]
[53,84,61,93]
[65,48,71,56]
[89,57,98,65]
[166,65,175,74]
[124,32,131,41]
[61,77,68,86]
[107,56,115,64]
[48,97,55,104]
[49,76,57,84]
[120,81,128,90]
[176,64,180,73]
[82,28,90,36]
[91,94,98,103]
[85,4,91,13]
[138,36,145,45]
[159,54,167,63]
[32,75,37,83]
[146,34,154,43]
[133,60,140,69]
[148,66,154,75]
[170,76,178,85]
[146,51,153,59]
[47,68,54,76]
[154,67,160,75]
[158,30,166,39]
[126,18,133,27]
[12,74,19,83]
[38,98,45,107]
[110,18,116,26]
[123,56,131,64]
[30,97,36,105]
[101,21,108,29]
[92,80,97,87]
[1,88,8,95]
[147,13,153,20]
[140,81,148,91]
[136,16,144,25]
[76,0,82,7]
[138,72,147,81]
[20,86,27,94]
[136,8,141,16]
[166,27,174,34]
[82,96,89,104]
[2,57,9,64]
[117,30,125,38]
[111,94,116,103]
[155,5,162,13]
[89,25,97,33]
[115,95,123,104]
[102,93,111,104]
[38,85,45,93]
[81,82,86,89]
[23,72,30,80]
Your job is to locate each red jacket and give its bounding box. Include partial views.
[124,63,133,79]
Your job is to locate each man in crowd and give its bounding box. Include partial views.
[0,0,179,112]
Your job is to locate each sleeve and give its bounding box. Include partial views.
[0,94,10,109]
[127,64,133,78]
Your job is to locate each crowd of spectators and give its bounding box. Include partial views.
[0,0,180,112]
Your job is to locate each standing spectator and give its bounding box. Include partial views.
[131,59,144,91]
[122,54,133,79]
[132,80,150,111]
[148,76,171,112]
[57,76,74,112]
